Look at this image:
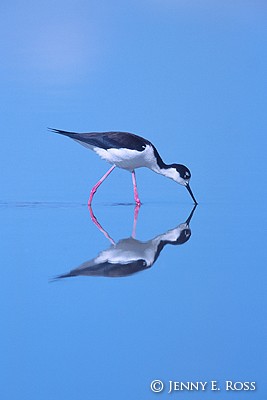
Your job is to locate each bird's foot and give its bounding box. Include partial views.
[88,195,94,207]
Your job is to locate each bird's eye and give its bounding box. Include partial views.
[184,171,190,179]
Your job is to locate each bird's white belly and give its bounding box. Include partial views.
[94,145,157,171]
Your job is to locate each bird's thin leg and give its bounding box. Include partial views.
[131,204,141,238]
[131,170,141,205]
[88,205,115,245]
[88,165,116,206]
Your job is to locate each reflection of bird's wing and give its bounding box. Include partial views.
[57,239,152,279]
[58,258,148,278]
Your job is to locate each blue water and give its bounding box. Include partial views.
[1,198,266,399]
[1,1,267,399]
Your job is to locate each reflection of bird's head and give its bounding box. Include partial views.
[172,205,197,244]
[171,204,197,244]
[174,227,191,244]
[158,220,192,246]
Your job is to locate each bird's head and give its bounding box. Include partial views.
[165,164,197,204]
[169,164,191,185]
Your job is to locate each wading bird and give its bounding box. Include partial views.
[50,129,197,205]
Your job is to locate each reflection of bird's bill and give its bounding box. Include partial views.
[185,204,198,225]
[186,183,198,205]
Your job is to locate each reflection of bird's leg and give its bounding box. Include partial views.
[131,204,141,238]
[88,205,115,245]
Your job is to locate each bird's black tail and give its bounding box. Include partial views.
[48,128,78,139]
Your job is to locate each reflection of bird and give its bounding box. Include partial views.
[56,206,196,279]
[50,129,197,205]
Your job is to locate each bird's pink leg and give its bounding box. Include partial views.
[131,170,141,205]
[88,165,116,206]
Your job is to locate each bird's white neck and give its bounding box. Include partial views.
[151,165,183,184]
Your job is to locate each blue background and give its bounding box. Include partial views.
[1,1,267,399]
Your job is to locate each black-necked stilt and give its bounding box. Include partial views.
[50,129,198,205]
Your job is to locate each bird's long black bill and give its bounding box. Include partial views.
[186,184,198,205]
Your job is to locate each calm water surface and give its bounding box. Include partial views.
[1,199,266,399]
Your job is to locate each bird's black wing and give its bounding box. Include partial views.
[50,129,151,151]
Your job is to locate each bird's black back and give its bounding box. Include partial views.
[50,129,152,151]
